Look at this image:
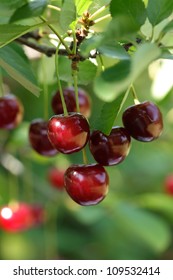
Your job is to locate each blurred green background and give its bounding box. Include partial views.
[1,43,173,260]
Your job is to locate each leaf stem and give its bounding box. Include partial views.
[72,69,80,112]
[94,14,111,24]
[55,43,68,116]
[131,84,140,104]
[89,4,110,20]
[40,16,72,54]
[47,4,61,12]
[82,148,88,165]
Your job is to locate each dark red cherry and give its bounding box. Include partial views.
[89,127,131,166]
[47,113,90,154]
[164,174,173,196]
[47,167,65,190]
[0,94,23,129]
[122,101,163,142]
[29,119,58,156]
[64,164,109,206]
[0,203,34,232]
[51,87,91,118]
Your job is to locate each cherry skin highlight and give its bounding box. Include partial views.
[51,87,91,118]
[29,119,58,156]
[64,164,109,206]
[47,167,65,190]
[0,94,24,129]
[89,127,131,166]
[47,113,90,154]
[122,101,163,142]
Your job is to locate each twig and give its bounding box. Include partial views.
[16,37,98,59]
[16,37,64,57]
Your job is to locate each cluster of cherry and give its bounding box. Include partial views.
[29,87,163,206]
[0,88,163,210]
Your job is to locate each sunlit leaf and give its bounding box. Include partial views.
[147,0,173,26]
[0,23,43,48]
[0,45,40,96]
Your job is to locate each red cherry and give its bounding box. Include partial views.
[0,203,34,232]
[122,101,163,142]
[47,167,65,190]
[89,127,131,166]
[47,113,90,154]
[0,94,23,129]
[51,87,91,118]
[164,175,173,195]
[29,119,58,156]
[64,164,109,206]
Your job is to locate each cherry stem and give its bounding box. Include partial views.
[55,43,68,116]
[89,4,110,20]
[0,67,4,97]
[72,70,80,113]
[94,14,111,24]
[41,55,49,120]
[131,84,140,104]
[47,4,61,12]
[40,16,72,54]
[82,148,88,165]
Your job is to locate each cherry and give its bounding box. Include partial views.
[47,113,90,154]
[89,127,131,166]
[64,164,109,206]
[47,167,65,190]
[51,87,91,118]
[29,119,58,156]
[0,202,36,232]
[0,94,23,129]
[164,174,173,195]
[122,101,163,142]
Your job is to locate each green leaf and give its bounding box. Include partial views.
[94,43,161,101]
[110,0,146,28]
[0,45,40,96]
[81,34,130,60]
[0,23,43,48]
[94,60,131,101]
[89,0,111,14]
[147,0,173,26]
[105,16,138,42]
[10,0,48,23]
[58,56,97,85]
[91,91,129,135]
[98,41,130,60]
[162,20,173,33]
[60,0,77,31]
[75,0,92,16]
[80,34,103,57]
